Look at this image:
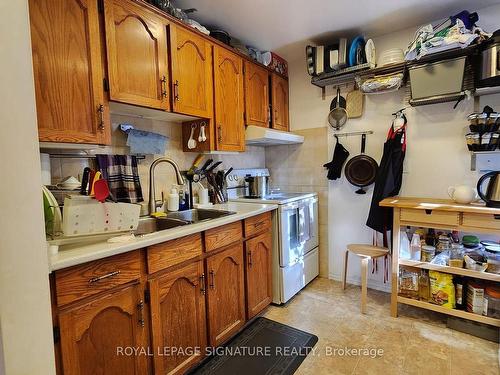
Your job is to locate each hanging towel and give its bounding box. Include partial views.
[96,154,144,203]
[126,129,168,155]
[323,136,350,180]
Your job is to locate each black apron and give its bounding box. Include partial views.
[366,116,407,240]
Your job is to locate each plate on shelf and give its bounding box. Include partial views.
[349,36,365,67]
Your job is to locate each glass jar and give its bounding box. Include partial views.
[421,245,436,262]
[449,243,464,268]
[484,285,500,318]
[436,235,451,254]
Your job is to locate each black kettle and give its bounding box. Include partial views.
[477,171,500,208]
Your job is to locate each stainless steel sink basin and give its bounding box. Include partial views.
[166,209,235,223]
[134,217,189,235]
[134,209,235,236]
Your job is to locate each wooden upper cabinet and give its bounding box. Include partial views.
[244,62,269,128]
[103,0,169,110]
[29,0,109,144]
[206,243,246,346]
[245,231,273,319]
[271,73,289,131]
[149,261,206,375]
[170,25,213,118]
[214,47,245,151]
[58,283,148,375]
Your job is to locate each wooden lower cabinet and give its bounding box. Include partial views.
[245,231,273,319]
[149,261,206,375]
[206,243,246,346]
[58,283,149,375]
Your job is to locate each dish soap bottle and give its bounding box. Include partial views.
[167,186,179,212]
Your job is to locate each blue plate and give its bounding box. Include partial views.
[349,36,365,67]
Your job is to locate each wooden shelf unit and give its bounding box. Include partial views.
[380,196,500,327]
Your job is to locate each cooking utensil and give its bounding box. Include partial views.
[187,123,197,149]
[328,88,348,130]
[478,29,500,87]
[198,121,207,142]
[245,175,270,197]
[206,161,222,173]
[80,167,91,195]
[346,90,364,118]
[344,134,378,194]
[94,179,110,203]
[224,167,233,179]
[477,171,500,208]
[90,171,101,196]
[199,158,213,173]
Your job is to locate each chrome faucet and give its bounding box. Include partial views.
[149,157,185,215]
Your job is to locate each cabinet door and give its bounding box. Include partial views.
[149,261,206,375]
[244,62,269,128]
[104,0,169,110]
[29,0,109,144]
[271,73,289,131]
[170,25,213,118]
[206,243,246,346]
[58,283,148,375]
[245,231,273,319]
[214,47,245,151]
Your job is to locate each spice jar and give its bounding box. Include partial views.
[449,243,464,268]
[436,235,451,254]
[421,245,436,262]
[484,285,500,318]
[467,113,480,125]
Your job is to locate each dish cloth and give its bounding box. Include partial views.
[96,154,144,203]
[323,137,350,180]
[126,128,168,155]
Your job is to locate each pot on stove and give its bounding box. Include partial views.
[245,175,270,198]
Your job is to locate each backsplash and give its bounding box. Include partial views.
[266,127,329,277]
[49,114,265,200]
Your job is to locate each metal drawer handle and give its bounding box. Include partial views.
[97,104,105,131]
[161,75,167,98]
[209,270,215,289]
[137,300,145,327]
[174,80,180,101]
[248,250,253,267]
[217,125,223,143]
[200,273,206,295]
[88,270,120,284]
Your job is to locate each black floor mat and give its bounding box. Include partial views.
[189,317,318,375]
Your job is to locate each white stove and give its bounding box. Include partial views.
[226,169,319,304]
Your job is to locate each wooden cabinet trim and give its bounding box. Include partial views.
[244,61,269,128]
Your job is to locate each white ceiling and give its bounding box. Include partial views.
[179,0,498,50]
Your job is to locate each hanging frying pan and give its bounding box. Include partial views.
[344,134,378,194]
[328,88,348,130]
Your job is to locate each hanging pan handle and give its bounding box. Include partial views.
[361,133,366,154]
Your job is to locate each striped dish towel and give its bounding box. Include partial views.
[96,154,144,203]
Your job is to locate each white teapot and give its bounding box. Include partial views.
[447,185,478,204]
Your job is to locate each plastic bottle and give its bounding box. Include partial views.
[167,186,179,212]
[410,233,421,261]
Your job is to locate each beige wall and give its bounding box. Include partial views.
[276,5,500,291]
[0,0,56,373]
[52,115,266,202]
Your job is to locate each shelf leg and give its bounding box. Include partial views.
[361,257,368,314]
[391,208,401,318]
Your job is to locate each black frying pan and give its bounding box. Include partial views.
[344,134,378,194]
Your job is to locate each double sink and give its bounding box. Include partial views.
[134,208,236,236]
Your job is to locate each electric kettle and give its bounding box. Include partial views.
[477,171,500,207]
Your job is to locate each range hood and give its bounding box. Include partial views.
[245,126,304,146]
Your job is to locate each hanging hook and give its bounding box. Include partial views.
[334,134,339,143]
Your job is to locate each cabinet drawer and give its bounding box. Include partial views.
[400,208,460,227]
[244,212,272,238]
[204,221,243,252]
[462,213,500,230]
[147,233,203,274]
[55,250,141,306]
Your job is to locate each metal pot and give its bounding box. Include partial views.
[245,176,270,197]
[478,30,500,87]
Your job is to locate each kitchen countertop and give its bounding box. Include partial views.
[49,202,278,272]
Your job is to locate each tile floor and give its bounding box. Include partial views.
[263,277,500,375]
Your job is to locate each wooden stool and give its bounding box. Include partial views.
[342,244,389,314]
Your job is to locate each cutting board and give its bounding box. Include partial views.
[347,90,364,118]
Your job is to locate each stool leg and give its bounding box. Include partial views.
[342,250,349,290]
[361,257,369,314]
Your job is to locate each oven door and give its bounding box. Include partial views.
[300,197,319,254]
[279,202,301,267]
